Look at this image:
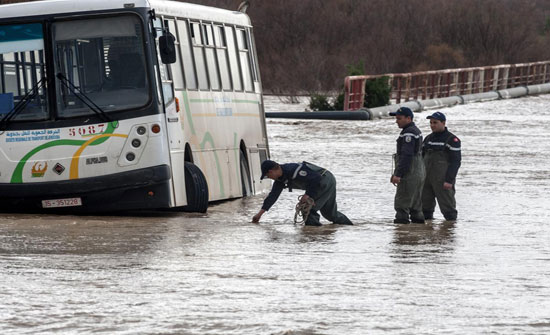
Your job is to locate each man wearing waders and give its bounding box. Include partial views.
[252,160,353,226]
[389,107,426,224]
[422,112,461,220]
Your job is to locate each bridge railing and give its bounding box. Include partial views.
[343,61,550,110]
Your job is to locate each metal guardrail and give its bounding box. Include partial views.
[343,61,550,110]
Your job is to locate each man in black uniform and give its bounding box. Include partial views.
[252,160,352,226]
[389,107,425,224]
[422,112,461,220]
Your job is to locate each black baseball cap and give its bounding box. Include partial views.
[389,107,414,119]
[426,111,446,121]
[260,160,278,179]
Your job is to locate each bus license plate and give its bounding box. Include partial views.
[42,197,82,208]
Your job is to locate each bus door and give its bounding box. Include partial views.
[153,17,187,207]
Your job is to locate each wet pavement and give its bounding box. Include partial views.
[1,95,550,334]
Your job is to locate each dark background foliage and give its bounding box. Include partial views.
[3,0,550,94]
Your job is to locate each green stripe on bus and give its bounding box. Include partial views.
[188,98,259,104]
[10,121,119,183]
[232,99,260,104]
[190,99,214,103]
[11,139,86,183]
[200,132,225,198]
[182,91,196,135]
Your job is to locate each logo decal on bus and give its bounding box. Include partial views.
[53,163,65,175]
[31,162,48,178]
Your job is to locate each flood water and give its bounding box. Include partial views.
[1,95,550,334]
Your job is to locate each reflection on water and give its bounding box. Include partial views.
[391,221,456,262]
[1,96,550,334]
[393,221,456,247]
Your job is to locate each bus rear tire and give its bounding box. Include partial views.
[181,162,208,213]
[240,151,252,196]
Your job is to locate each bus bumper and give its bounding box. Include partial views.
[0,165,172,213]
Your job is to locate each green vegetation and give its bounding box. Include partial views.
[364,76,390,108]
[308,61,389,111]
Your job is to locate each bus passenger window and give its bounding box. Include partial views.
[237,28,253,92]
[190,22,208,90]
[215,25,231,90]
[203,23,220,90]
[177,20,197,89]
[191,22,202,45]
[225,26,242,91]
[167,19,184,90]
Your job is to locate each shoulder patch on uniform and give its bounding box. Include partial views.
[405,136,412,143]
[299,170,307,177]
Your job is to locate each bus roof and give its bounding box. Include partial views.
[0,0,251,26]
[150,0,251,26]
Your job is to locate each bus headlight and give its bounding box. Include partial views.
[137,126,146,135]
[131,139,141,148]
[126,152,136,161]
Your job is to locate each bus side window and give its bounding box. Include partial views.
[155,18,173,103]
[225,26,242,91]
[203,23,220,90]
[214,25,231,90]
[190,22,208,90]
[167,19,184,90]
[247,29,260,84]
[237,28,253,92]
[177,19,197,89]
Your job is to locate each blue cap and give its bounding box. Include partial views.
[427,112,446,121]
[389,107,414,119]
[260,160,278,179]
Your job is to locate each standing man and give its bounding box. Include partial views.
[252,160,353,226]
[422,112,461,221]
[389,107,425,224]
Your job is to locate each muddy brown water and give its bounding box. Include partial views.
[1,96,549,334]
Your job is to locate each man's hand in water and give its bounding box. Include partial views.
[252,209,265,223]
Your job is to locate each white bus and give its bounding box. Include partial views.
[0,0,270,212]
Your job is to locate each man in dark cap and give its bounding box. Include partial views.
[389,107,425,224]
[252,160,352,226]
[422,112,461,220]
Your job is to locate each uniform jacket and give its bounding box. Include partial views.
[394,122,423,178]
[261,162,326,211]
[422,127,461,183]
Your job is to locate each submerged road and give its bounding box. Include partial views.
[1,95,550,334]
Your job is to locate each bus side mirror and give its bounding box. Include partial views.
[159,32,176,64]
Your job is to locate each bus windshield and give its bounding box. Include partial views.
[0,23,48,122]
[53,15,149,118]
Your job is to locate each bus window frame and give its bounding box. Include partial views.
[176,18,198,91]
[247,28,260,84]
[52,12,154,119]
[166,18,185,90]
[214,23,233,91]
[226,24,244,93]
[154,16,174,104]
[201,22,221,92]
[0,21,49,122]
[236,27,254,93]
[189,20,210,90]
[157,16,257,95]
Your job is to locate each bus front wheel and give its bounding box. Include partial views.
[181,162,209,213]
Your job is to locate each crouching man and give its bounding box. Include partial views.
[252,160,353,226]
